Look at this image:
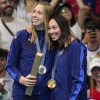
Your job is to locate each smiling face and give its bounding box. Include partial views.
[31,4,45,29]
[91,67,100,82]
[48,19,62,41]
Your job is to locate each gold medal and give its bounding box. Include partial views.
[47,79,56,89]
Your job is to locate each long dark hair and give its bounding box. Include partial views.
[47,15,74,50]
[55,3,76,27]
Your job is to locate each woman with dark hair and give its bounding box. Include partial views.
[47,15,87,100]
[55,3,90,40]
[55,3,76,27]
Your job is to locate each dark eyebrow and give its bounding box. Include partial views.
[52,25,58,27]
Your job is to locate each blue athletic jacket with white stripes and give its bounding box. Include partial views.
[50,40,87,100]
[6,30,56,96]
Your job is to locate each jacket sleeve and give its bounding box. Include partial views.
[6,32,23,83]
[69,42,87,100]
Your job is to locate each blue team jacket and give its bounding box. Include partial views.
[50,40,87,100]
[6,30,55,96]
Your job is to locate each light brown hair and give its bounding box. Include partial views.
[30,1,53,43]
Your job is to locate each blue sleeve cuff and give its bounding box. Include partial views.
[16,72,22,83]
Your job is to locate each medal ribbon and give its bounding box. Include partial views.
[36,36,47,65]
[51,51,59,79]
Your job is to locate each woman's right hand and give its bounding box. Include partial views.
[24,25,32,33]
[19,74,36,87]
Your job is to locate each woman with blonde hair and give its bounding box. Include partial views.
[6,2,56,100]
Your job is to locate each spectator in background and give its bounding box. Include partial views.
[0,48,13,100]
[87,58,100,100]
[82,21,100,76]
[82,21,100,90]
[0,0,28,51]
[55,3,90,40]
